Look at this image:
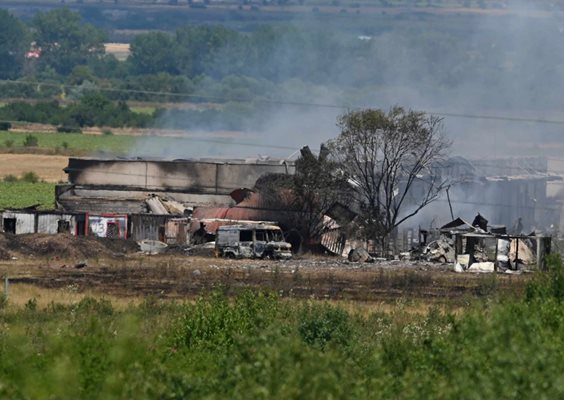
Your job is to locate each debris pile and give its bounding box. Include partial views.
[1,233,138,259]
[347,247,374,263]
[423,239,454,263]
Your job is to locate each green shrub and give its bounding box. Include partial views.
[24,298,38,312]
[526,254,564,302]
[102,129,113,136]
[3,174,18,182]
[298,303,352,349]
[23,134,38,147]
[3,139,14,147]
[173,290,278,349]
[0,121,11,131]
[20,171,39,183]
[0,293,6,309]
[74,297,114,316]
[57,125,82,134]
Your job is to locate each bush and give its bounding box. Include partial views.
[57,125,82,134]
[173,290,278,349]
[74,296,114,316]
[20,171,40,183]
[3,139,14,148]
[298,303,352,349]
[24,298,37,312]
[102,129,113,136]
[3,175,18,182]
[0,121,11,131]
[0,293,6,310]
[526,254,564,302]
[23,134,38,147]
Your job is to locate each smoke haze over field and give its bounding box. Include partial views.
[122,2,564,163]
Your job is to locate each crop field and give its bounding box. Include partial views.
[0,154,68,183]
[0,130,135,155]
[0,259,562,399]
[0,181,55,209]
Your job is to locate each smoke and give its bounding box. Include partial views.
[127,4,564,230]
[130,3,564,161]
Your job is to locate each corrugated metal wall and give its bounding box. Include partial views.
[129,215,189,244]
[37,214,77,235]
[129,214,168,242]
[2,212,35,234]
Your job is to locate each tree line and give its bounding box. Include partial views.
[5,6,560,111]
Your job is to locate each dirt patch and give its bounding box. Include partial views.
[0,252,530,304]
[0,234,10,260]
[104,43,130,61]
[1,233,138,260]
[0,247,10,260]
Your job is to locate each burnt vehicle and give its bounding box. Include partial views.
[215,224,292,259]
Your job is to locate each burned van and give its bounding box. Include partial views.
[215,224,292,259]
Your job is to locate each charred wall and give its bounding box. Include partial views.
[64,158,295,195]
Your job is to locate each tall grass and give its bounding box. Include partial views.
[0,262,563,399]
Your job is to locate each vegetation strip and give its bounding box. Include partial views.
[0,259,562,399]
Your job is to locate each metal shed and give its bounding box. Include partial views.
[1,210,87,236]
[1,210,36,234]
[129,214,189,245]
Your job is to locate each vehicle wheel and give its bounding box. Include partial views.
[225,252,235,259]
[438,255,447,263]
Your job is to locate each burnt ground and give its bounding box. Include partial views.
[0,251,530,304]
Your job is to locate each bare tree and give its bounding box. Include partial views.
[256,145,352,252]
[328,106,451,252]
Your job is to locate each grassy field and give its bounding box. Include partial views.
[0,181,56,209]
[0,130,136,154]
[0,260,562,399]
[129,105,157,115]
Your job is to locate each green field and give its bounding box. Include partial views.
[130,106,157,115]
[0,181,55,209]
[0,131,135,154]
[0,263,562,399]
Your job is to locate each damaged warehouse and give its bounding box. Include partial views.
[0,153,558,266]
[0,209,189,246]
[419,214,552,272]
[55,156,305,251]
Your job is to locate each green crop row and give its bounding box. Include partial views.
[0,182,55,210]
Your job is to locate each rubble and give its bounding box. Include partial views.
[0,233,138,259]
[138,239,168,255]
[467,261,495,273]
[347,248,374,263]
[423,239,455,263]
[509,238,535,269]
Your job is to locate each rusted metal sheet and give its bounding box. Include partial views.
[321,229,347,256]
[165,218,189,245]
